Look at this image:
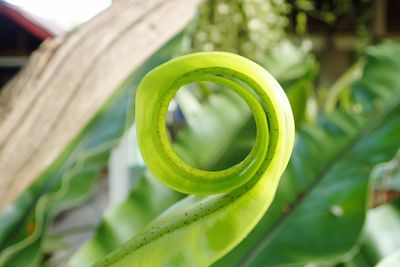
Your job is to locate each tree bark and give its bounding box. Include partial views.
[0,0,202,211]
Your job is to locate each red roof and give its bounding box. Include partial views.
[0,1,64,40]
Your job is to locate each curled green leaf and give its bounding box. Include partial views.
[94,52,295,266]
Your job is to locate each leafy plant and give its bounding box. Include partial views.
[86,41,400,266]
[1,25,399,267]
[67,39,316,266]
[92,52,295,266]
[75,40,400,267]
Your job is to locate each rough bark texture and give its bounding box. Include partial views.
[0,0,202,211]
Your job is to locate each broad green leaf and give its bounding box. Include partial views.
[0,33,185,267]
[214,41,400,266]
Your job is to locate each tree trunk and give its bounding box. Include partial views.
[0,0,202,211]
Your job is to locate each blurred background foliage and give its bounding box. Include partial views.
[190,0,290,62]
[1,0,400,266]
